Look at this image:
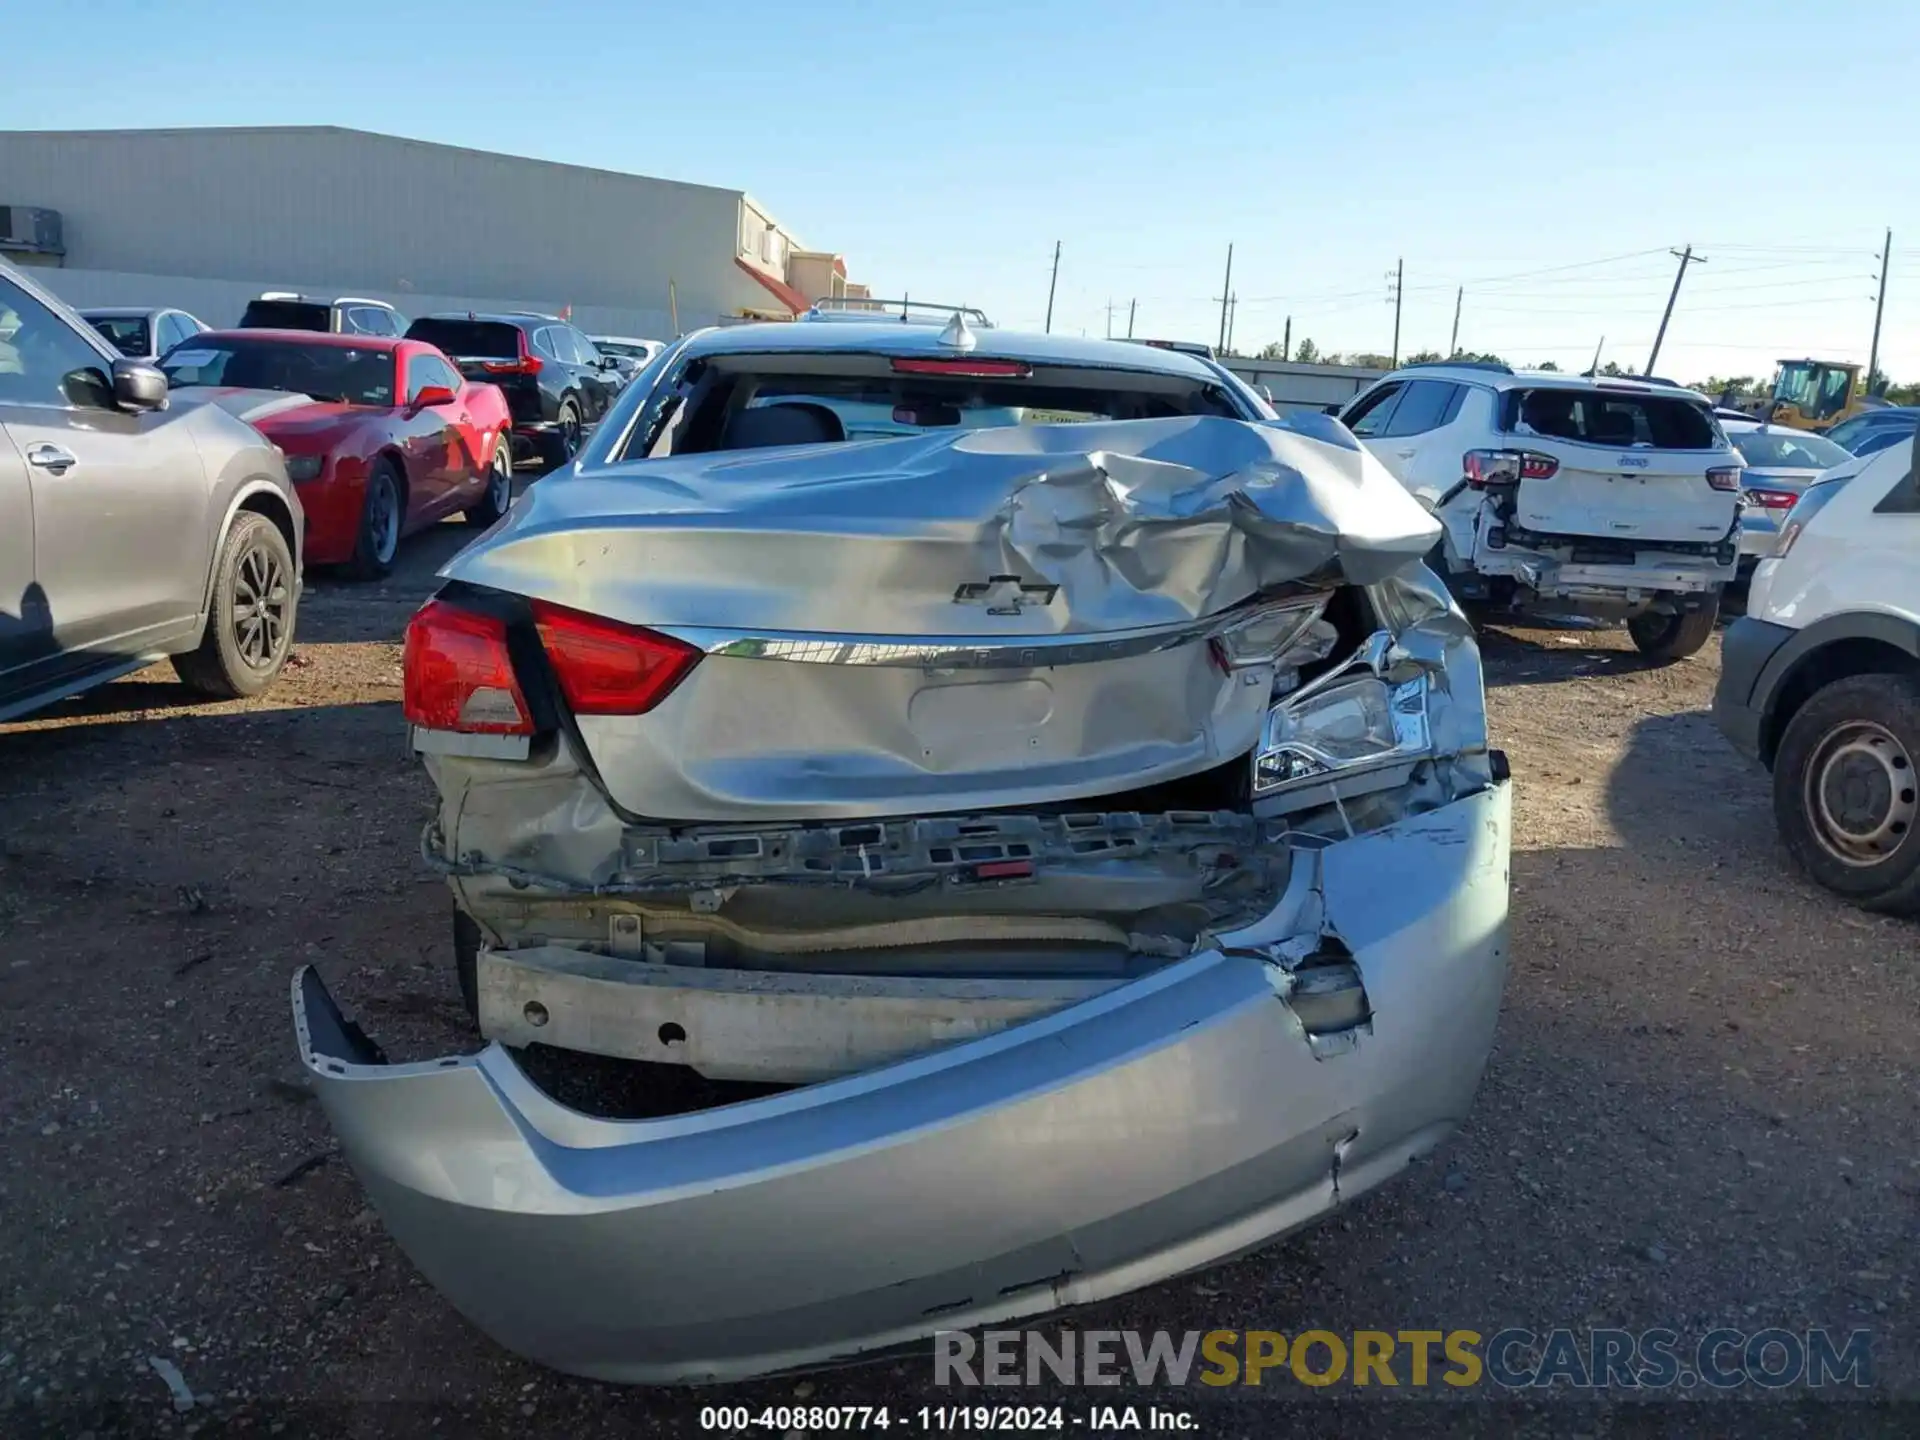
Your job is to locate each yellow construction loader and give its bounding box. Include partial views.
[1760,358,1885,432]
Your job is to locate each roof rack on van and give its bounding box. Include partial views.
[1403,359,1512,374]
[804,298,994,327]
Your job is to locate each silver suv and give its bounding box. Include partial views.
[293,311,1512,1384]
[0,258,303,720]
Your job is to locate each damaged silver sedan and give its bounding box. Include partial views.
[293,314,1512,1384]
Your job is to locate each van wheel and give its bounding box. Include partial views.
[1628,606,1716,662]
[173,512,296,698]
[1773,672,1920,914]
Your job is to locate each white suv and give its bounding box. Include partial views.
[1712,438,1920,912]
[1339,363,1743,659]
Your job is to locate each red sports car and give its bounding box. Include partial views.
[161,331,515,578]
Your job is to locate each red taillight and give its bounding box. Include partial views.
[1706,466,1743,492]
[1463,449,1559,486]
[531,600,700,715]
[403,600,533,735]
[481,333,543,376]
[1744,487,1799,509]
[890,357,1033,378]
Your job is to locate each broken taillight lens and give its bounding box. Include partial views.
[403,599,534,735]
[531,600,701,715]
[1742,487,1800,510]
[1463,449,1559,486]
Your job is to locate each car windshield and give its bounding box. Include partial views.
[1730,429,1850,470]
[161,337,395,405]
[624,351,1247,458]
[1506,387,1718,449]
[87,316,150,356]
[406,318,523,359]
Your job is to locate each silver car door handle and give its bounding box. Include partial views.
[26,444,77,474]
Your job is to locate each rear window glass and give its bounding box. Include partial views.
[626,354,1247,459]
[88,316,150,356]
[405,319,523,358]
[1730,429,1850,471]
[239,300,331,331]
[161,337,395,406]
[1504,387,1717,449]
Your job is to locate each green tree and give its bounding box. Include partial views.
[1404,349,1444,365]
[1535,361,1560,372]
[1257,341,1287,360]
[1293,338,1320,364]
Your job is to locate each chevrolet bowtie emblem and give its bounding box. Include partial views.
[953,575,1060,616]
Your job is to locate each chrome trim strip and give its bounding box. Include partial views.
[654,593,1330,669]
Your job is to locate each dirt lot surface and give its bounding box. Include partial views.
[3,519,1916,1437]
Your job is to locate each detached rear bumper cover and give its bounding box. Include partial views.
[295,783,1510,1385]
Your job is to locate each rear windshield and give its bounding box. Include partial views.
[622,352,1247,458]
[594,340,651,359]
[1730,429,1850,471]
[239,300,331,332]
[88,316,149,356]
[160,336,395,406]
[405,319,522,359]
[1502,387,1718,449]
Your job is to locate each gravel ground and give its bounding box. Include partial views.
[2,521,1916,1437]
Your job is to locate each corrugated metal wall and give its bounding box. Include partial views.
[0,127,767,329]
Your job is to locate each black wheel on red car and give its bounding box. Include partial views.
[173,511,297,698]
[465,433,515,527]
[345,458,404,581]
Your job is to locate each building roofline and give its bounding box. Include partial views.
[0,125,749,205]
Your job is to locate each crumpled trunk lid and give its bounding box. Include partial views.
[440,415,1439,822]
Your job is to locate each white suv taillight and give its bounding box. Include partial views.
[1463,449,1559,486]
[1706,466,1742,492]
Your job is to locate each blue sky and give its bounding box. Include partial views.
[7,0,1917,383]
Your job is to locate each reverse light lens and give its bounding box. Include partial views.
[1706,466,1743,492]
[1770,478,1847,558]
[403,600,533,735]
[284,454,324,483]
[531,600,701,715]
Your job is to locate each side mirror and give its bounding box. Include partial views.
[410,383,457,409]
[112,358,168,411]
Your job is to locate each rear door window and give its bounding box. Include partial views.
[241,299,330,331]
[1381,379,1461,436]
[406,319,523,359]
[1504,387,1718,449]
[1342,382,1403,437]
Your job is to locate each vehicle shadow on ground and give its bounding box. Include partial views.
[1476,625,1668,687]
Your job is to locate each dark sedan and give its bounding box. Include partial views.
[405,313,621,470]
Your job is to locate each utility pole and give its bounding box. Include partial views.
[1449,286,1463,357]
[1282,315,1291,362]
[1216,244,1235,352]
[1869,228,1893,394]
[1588,335,1605,375]
[1225,292,1238,355]
[1387,259,1404,368]
[1044,241,1061,334]
[1646,245,1705,376]
[1104,298,1116,339]
[1126,298,1136,339]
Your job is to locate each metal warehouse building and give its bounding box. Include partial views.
[0,126,866,336]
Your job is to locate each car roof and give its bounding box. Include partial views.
[673,321,1220,379]
[1372,362,1709,401]
[414,312,550,328]
[80,306,163,319]
[592,334,658,345]
[197,329,407,351]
